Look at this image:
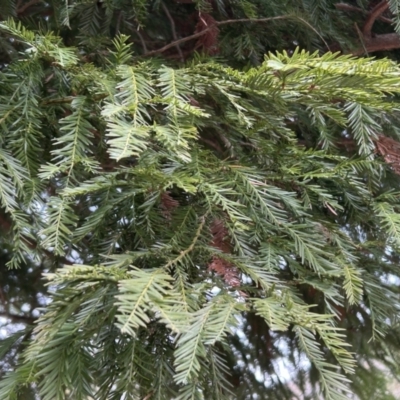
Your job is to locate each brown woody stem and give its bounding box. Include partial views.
[362,0,389,38]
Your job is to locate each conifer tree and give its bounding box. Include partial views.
[1,1,400,399]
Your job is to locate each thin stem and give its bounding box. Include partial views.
[116,11,123,35]
[355,22,369,56]
[161,2,184,62]
[136,28,148,54]
[0,311,35,324]
[164,215,207,270]
[17,0,42,14]
[145,15,325,57]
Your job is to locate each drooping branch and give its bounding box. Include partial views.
[0,210,73,265]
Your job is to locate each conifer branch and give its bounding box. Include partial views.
[2,14,400,399]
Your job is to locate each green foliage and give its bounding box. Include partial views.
[389,0,400,34]
[1,1,400,399]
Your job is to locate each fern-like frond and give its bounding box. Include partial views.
[116,268,189,336]
[174,295,242,384]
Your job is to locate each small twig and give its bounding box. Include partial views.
[142,392,154,400]
[145,15,330,57]
[290,16,330,50]
[136,29,148,55]
[199,136,224,153]
[0,312,35,324]
[215,131,231,150]
[17,0,42,14]
[144,29,215,57]
[335,3,368,13]
[0,286,7,308]
[164,214,207,270]
[41,96,75,105]
[362,0,389,38]
[355,23,369,56]
[239,141,258,149]
[161,2,184,62]
[15,328,34,357]
[335,3,392,24]
[116,11,123,35]
[41,93,108,106]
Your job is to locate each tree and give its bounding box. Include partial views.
[0,0,400,399]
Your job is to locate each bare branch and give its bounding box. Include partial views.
[362,0,389,38]
[199,137,224,153]
[161,2,184,62]
[335,2,392,24]
[0,311,35,324]
[41,93,108,106]
[352,33,400,55]
[145,15,329,57]
[116,11,123,35]
[335,3,368,13]
[337,1,400,55]
[145,30,211,57]
[136,29,148,54]
[355,22,369,56]
[17,0,42,14]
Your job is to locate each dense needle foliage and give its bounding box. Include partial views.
[1,0,400,399]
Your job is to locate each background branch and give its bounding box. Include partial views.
[352,32,400,55]
[362,0,389,37]
[335,2,392,24]
[136,29,148,54]
[145,15,327,57]
[0,312,35,324]
[17,0,42,14]
[161,2,184,62]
